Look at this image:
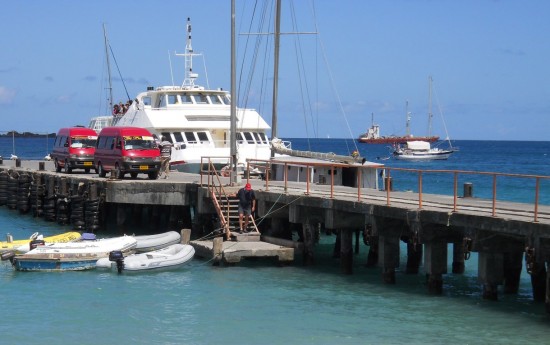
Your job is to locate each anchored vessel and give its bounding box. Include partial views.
[91,18,272,173]
[392,140,454,161]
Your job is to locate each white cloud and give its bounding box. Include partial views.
[0,86,16,104]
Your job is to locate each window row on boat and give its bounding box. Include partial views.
[142,93,231,108]
[159,131,269,146]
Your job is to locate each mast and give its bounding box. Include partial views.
[270,0,282,157]
[230,0,237,177]
[103,24,113,113]
[176,18,201,88]
[405,100,411,137]
[428,75,433,137]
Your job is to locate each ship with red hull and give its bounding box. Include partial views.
[357,124,439,144]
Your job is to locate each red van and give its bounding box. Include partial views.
[51,127,98,173]
[94,127,161,179]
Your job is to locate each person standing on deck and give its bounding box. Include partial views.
[158,136,173,179]
[236,183,256,233]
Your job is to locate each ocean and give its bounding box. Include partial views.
[1,138,549,344]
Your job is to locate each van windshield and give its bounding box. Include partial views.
[123,136,155,150]
[71,136,97,148]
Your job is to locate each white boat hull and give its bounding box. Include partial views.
[10,236,137,271]
[134,231,181,253]
[96,243,195,272]
[393,150,453,161]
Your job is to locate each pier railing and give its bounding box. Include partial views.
[242,158,550,223]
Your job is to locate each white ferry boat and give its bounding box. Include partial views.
[90,19,272,173]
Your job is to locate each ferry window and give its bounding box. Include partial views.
[197,132,209,143]
[184,132,196,143]
[243,132,254,144]
[237,132,245,144]
[259,133,268,143]
[252,132,262,144]
[157,95,167,108]
[168,95,178,104]
[222,95,231,105]
[194,94,208,104]
[209,95,223,105]
[180,94,193,104]
[160,132,173,143]
[142,97,151,106]
[173,132,184,143]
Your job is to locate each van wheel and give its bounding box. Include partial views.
[130,172,138,179]
[54,159,61,173]
[98,163,107,178]
[148,171,159,180]
[64,160,72,174]
[115,163,124,179]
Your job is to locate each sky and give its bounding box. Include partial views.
[1,0,549,141]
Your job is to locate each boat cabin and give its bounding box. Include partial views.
[141,87,231,109]
[269,156,383,190]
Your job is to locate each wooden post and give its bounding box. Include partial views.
[478,251,504,301]
[503,251,523,294]
[379,235,399,284]
[302,219,315,266]
[546,262,550,314]
[405,241,422,274]
[212,237,223,266]
[425,241,448,294]
[452,241,465,274]
[181,228,191,244]
[340,229,353,275]
[463,182,473,198]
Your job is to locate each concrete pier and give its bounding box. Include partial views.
[2,159,550,314]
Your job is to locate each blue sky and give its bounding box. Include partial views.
[1,0,549,141]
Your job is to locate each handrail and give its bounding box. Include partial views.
[244,157,550,223]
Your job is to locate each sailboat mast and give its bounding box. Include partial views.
[230,0,237,175]
[405,100,411,137]
[428,75,433,137]
[103,24,113,112]
[271,0,282,154]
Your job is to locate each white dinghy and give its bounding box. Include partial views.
[133,231,181,253]
[96,243,195,273]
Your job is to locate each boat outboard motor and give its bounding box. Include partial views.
[29,239,45,251]
[1,250,16,265]
[109,250,125,274]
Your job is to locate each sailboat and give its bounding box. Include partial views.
[392,76,455,161]
[10,131,17,160]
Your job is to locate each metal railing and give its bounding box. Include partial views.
[244,158,550,223]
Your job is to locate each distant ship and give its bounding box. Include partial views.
[357,123,439,144]
[358,95,439,144]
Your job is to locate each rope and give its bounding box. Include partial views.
[254,193,304,226]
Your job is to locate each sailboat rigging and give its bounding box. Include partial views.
[392,76,456,161]
[236,0,364,164]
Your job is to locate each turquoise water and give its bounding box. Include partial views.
[1,139,550,344]
[1,208,549,344]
